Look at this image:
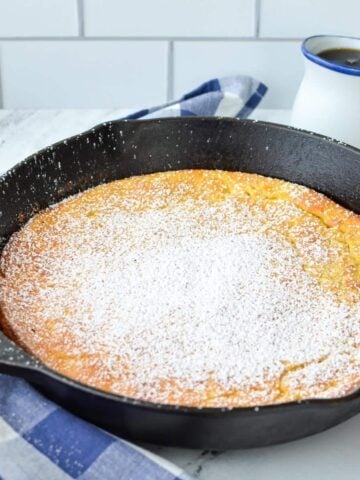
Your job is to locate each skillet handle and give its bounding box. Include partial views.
[0,330,40,376]
[0,331,77,395]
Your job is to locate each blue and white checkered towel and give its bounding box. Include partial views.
[125,75,267,120]
[0,75,267,480]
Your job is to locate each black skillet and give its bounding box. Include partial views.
[0,118,359,449]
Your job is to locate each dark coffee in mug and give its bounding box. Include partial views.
[318,48,360,69]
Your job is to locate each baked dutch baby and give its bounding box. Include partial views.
[0,170,359,407]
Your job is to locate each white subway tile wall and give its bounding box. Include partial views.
[260,0,360,38]
[174,41,302,109]
[0,0,78,37]
[0,0,359,108]
[1,41,168,108]
[84,0,256,37]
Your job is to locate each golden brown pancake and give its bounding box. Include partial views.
[0,170,359,407]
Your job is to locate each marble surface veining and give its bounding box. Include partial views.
[0,109,359,480]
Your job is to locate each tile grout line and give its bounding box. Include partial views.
[255,0,261,37]
[0,36,303,42]
[0,44,3,107]
[0,71,4,108]
[77,0,85,37]
[166,41,174,102]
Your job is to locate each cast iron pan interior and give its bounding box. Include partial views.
[0,118,359,449]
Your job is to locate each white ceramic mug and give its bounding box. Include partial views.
[291,35,360,148]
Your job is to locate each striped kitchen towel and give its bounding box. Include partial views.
[0,74,267,480]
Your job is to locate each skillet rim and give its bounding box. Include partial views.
[0,116,360,416]
[2,117,360,184]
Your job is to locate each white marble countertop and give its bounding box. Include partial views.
[0,108,359,480]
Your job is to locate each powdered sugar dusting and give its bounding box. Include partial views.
[1,171,359,406]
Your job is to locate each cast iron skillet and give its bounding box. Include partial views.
[0,118,359,449]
